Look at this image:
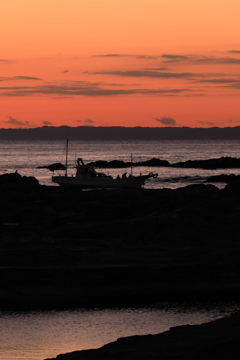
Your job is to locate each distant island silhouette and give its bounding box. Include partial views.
[2,125,240,140]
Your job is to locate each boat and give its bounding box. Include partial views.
[52,140,158,189]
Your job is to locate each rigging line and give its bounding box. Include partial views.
[59,141,66,165]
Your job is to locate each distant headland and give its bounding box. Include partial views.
[1,125,240,140]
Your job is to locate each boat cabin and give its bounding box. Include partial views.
[76,158,111,179]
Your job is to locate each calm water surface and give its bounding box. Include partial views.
[1,139,240,189]
[0,304,239,360]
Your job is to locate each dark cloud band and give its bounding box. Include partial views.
[94,70,202,79]
[0,81,191,97]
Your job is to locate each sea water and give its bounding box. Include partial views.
[0,304,239,360]
[1,139,240,189]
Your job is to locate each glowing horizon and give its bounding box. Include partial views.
[1,0,240,129]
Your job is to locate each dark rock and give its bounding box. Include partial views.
[172,156,240,169]
[206,174,239,183]
[88,160,127,168]
[89,156,240,169]
[223,180,240,194]
[22,175,39,185]
[0,184,240,310]
[37,162,66,171]
[0,172,23,184]
[88,158,170,168]
[0,172,39,185]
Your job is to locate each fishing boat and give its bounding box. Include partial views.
[52,139,158,189]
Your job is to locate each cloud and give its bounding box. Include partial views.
[161,53,240,65]
[196,78,240,84]
[85,119,94,124]
[94,70,201,79]
[144,67,169,71]
[198,121,217,126]
[154,116,178,126]
[225,119,239,124]
[5,116,36,128]
[196,56,240,64]
[14,76,42,80]
[25,120,36,127]
[225,83,240,89]
[5,116,25,126]
[0,76,42,81]
[0,81,191,97]
[43,120,53,125]
[93,54,157,59]
[93,54,121,57]
[194,78,240,90]
[198,119,238,127]
[0,59,12,64]
[161,54,190,62]
[136,55,157,59]
[77,119,95,126]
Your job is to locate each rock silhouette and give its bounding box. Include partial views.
[88,158,170,168]
[0,172,39,185]
[172,156,240,169]
[2,172,239,360]
[88,156,240,169]
[0,173,240,310]
[206,174,240,183]
[37,162,66,171]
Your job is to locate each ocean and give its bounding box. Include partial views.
[1,138,240,189]
[0,304,239,360]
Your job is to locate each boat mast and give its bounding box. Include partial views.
[65,138,69,177]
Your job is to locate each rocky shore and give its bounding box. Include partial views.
[0,172,240,310]
[88,156,240,169]
[1,172,240,359]
[44,311,240,360]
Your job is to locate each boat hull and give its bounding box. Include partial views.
[52,175,152,189]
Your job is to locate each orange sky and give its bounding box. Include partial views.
[1,0,240,128]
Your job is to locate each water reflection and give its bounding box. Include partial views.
[0,303,239,360]
[2,139,240,189]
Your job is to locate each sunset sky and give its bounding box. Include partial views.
[1,0,240,128]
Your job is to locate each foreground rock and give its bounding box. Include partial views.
[45,312,240,360]
[0,172,39,185]
[206,174,240,183]
[0,173,240,309]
